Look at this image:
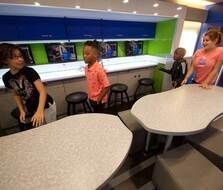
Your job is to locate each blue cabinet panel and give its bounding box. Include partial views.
[65,18,102,39]
[0,16,156,41]
[17,16,67,40]
[207,3,223,22]
[0,16,19,41]
[101,20,156,39]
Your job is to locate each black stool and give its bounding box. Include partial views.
[134,78,154,100]
[11,108,32,131]
[65,91,92,115]
[108,83,130,107]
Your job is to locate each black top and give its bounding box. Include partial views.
[160,59,187,87]
[3,66,53,115]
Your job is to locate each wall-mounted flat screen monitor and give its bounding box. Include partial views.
[100,41,118,59]
[45,43,77,63]
[125,41,143,56]
[19,44,35,65]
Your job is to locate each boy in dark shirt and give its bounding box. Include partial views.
[0,43,56,128]
[160,47,187,88]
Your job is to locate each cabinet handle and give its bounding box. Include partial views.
[41,34,49,38]
[41,34,53,38]
[142,34,148,37]
[83,34,93,37]
[116,34,123,37]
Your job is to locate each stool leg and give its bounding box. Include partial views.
[72,104,76,114]
[121,92,124,105]
[114,92,118,106]
[124,91,130,103]
[134,84,140,101]
[108,92,112,107]
[18,119,25,131]
[67,103,71,116]
[82,102,87,113]
[86,101,92,112]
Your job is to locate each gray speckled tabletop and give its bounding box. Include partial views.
[0,114,132,190]
[131,84,223,135]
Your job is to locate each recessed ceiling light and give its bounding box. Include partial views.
[133,11,137,14]
[107,9,112,12]
[173,0,214,9]
[153,13,158,16]
[174,14,179,18]
[34,2,40,6]
[123,0,129,4]
[75,5,80,9]
[177,6,182,10]
[153,3,159,7]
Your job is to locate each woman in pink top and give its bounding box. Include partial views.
[83,41,110,113]
[182,29,223,88]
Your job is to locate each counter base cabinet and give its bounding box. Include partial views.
[46,81,66,116]
[108,73,119,85]
[0,68,155,129]
[63,78,87,95]
[117,67,155,99]
[0,91,17,129]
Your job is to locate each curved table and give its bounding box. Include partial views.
[131,84,223,151]
[0,114,132,190]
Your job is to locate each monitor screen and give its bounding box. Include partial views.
[45,43,77,63]
[19,44,35,65]
[100,41,118,59]
[125,41,143,56]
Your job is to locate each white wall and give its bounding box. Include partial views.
[179,21,201,57]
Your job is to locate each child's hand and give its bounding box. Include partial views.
[19,110,26,123]
[181,78,187,85]
[199,82,211,89]
[31,110,45,127]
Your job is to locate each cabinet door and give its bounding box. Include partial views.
[102,20,129,39]
[0,90,17,129]
[0,16,19,41]
[101,20,156,39]
[132,22,156,38]
[65,18,102,40]
[117,68,154,97]
[18,16,67,40]
[46,81,66,116]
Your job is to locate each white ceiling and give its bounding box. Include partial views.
[0,0,188,22]
[161,0,223,9]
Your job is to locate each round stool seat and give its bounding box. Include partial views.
[139,78,154,86]
[134,78,154,101]
[11,108,32,131]
[65,91,92,115]
[65,92,88,104]
[108,83,130,107]
[111,83,128,92]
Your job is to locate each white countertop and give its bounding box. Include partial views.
[131,84,223,136]
[0,113,132,190]
[0,55,172,89]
